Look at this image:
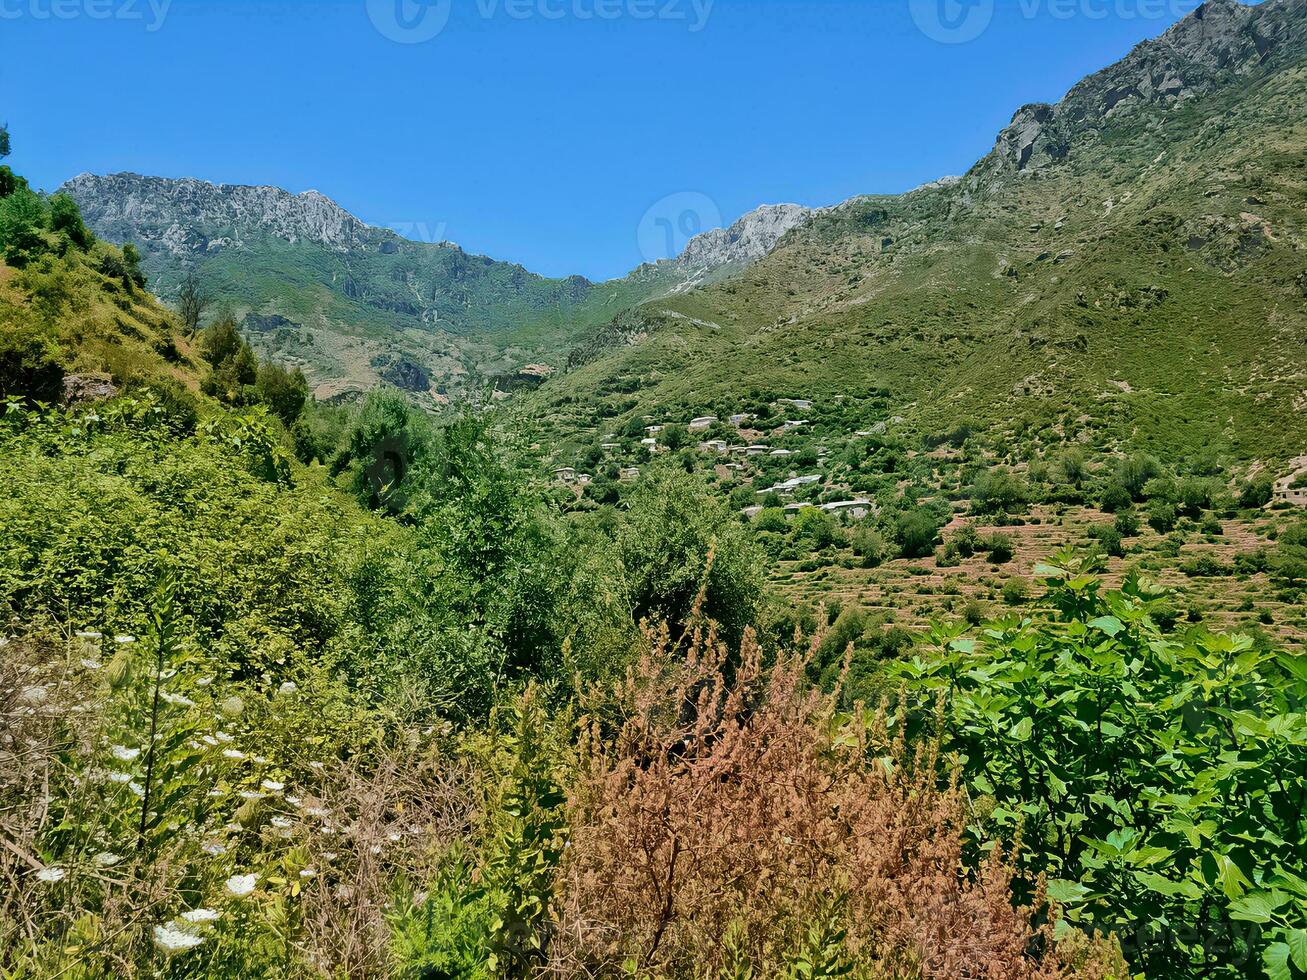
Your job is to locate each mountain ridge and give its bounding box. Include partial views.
[532,0,1307,468]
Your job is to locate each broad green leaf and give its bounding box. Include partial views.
[1131,871,1200,900]
[1047,879,1091,904]
[1088,616,1124,636]
[1287,930,1307,972]
[1264,942,1292,980]
[1229,891,1277,924]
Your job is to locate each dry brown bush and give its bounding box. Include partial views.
[295,746,481,978]
[550,622,1124,979]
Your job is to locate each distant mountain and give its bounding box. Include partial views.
[61,176,815,401]
[626,203,819,295]
[539,0,1307,465]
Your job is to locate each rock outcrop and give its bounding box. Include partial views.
[977,0,1303,177]
[61,172,387,255]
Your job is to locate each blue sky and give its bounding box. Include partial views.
[2,0,1211,279]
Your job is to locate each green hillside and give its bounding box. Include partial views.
[61,173,683,402]
[536,0,1307,469]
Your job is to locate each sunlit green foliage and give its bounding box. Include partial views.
[896,550,1307,978]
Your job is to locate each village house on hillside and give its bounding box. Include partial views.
[1273,463,1307,506]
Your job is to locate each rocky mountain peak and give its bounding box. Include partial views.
[61,172,383,256]
[977,0,1304,178]
[676,203,816,269]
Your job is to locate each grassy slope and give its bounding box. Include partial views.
[534,49,1307,468]
[0,248,200,394]
[86,209,676,399]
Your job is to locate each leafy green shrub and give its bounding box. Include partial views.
[894,507,943,559]
[1001,577,1029,605]
[952,522,980,557]
[1088,524,1124,558]
[1147,500,1178,534]
[896,551,1307,979]
[0,319,62,401]
[791,507,838,549]
[984,532,1015,564]
[970,467,1029,514]
[1180,554,1231,577]
[1099,481,1133,513]
[850,526,886,568]
[1114,509,1140,537]
[1239,478,1273,510]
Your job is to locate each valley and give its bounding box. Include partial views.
[3,1,1307,977]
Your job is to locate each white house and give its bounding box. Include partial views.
[757,475,822,495]
[820,499,873,520]
[689,416,718,431]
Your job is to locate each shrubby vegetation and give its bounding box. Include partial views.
[2,148,1306,979]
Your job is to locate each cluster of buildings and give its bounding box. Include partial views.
[550,399,876,523]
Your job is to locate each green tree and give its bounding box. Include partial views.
[616,466,762,646]
[48,193,92,251]
[1239,478,1273,510]
[895,507,942,559]
[256,362,309,426]
[791,507,837,549]
[1116,454,1161,501]
[970,467,1029,514]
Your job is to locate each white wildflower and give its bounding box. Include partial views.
[153,924,204,956]
[308,761,325,771]
[80,658,102,670]
[201,841,227,856]
[161,691,195,707]
[271,816,293,830]
[299,867,317,879]
[215,732,234,743]
[251,755,269,765]
[129,781,145,798]
[36,867,66,883]
[114,635,137,645]
[196,676,214,687]
[201,735,218,747]
[260,779,284,793]
[225,873,257,897]
[93,852,122,867]
[278,681,298,695]
[108,772,132,784]
[221,749,245,761]
[75,631,102,640]
[237,790,263,800]
[180,908,221,924]
[110,745,140,762]
[286,795,302,807]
